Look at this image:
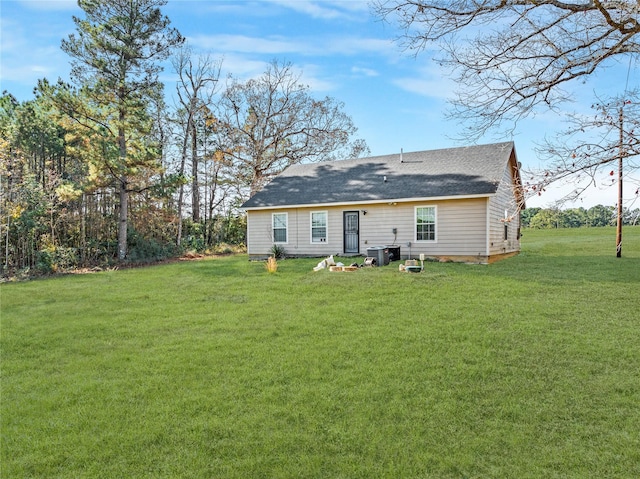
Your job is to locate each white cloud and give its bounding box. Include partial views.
[226,58,337,91]
[0,13,70,90]
[296,63,336,91]
[0,18,19,52]
[270,0,368,20]
[188,33,395,58]
[351,66,379,77]
[271,0,343,20]
[188,34,298,55]
[392,65,455,100]
[166,0,369,23]
[218,54,275,80]
[167,53,333,92]
[324,37,395,57]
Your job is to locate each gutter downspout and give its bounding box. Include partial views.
[486,198,491,260]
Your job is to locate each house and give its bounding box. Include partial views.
[241,142,524,264]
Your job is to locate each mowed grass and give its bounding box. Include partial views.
[2,227,639,478]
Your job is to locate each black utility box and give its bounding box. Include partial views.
[366,246,390,266]
[386,245,401,262]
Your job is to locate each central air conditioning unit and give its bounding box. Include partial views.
[386,245,401,262]
[366,246,390,266]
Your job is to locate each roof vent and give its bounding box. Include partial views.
[399,148,423,164]
[383,175,387,182]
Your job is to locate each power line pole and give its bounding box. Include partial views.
[616,105,623,258]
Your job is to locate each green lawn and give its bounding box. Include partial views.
[2,227,639,478]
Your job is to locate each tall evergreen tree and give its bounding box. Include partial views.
[61,0,183,260]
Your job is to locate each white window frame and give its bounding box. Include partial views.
[415,205,437,242]
[310,211,328,244]
[272,212,288,244]
[503,209,509,241]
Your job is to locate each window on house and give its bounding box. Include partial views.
[416,206,436,241]
[503,209,509,241]
[272,213,287,243]
[311,211,328,243]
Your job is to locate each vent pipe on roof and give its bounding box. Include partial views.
[400,148,403,163]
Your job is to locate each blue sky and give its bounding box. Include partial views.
[1,0,637,207]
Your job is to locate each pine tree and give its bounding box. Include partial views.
[61,0,183,260]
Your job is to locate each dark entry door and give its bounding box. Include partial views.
[343,211,359,254]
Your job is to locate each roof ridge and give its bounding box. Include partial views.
[286,141,514,170]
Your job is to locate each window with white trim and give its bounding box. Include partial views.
[503,209,509,241]
[416,206,436,242]
[311,211,328,243]
[272,213,288,243]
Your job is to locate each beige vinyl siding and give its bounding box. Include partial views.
[361,199,488,258]
[407,199,487,257]
[247,198,488,258]
[246,207,345,257]
[247,198,487,258]
[487,156,521,256]
[246,210,278,255]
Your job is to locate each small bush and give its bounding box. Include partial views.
[127,229,179,263]
[211,243,246,255]
[182,235,205,252]
[36,246,79,274]
[265,256,278,273]
[270,244,286,259]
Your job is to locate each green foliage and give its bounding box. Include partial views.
[36,246,79,274]
[528,207,562,229]
[270,243,287,259]
[180,215,247,253]
[83,238,118,265]
[520,206,540,227]
[560,207,587,228]
[0,92,19,135]
[587,204,616,227]
[148,172,187,199]
[211,242,246,255]
[218,213,247,245]
[1,228,639,477]
[2,176,49,271]
[126,227,179,263]
[525,204,626,228]
[181,218,205,251]
[60,0,184,260]
[15,99,66,165]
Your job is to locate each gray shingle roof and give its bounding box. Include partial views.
[242,141,516,209]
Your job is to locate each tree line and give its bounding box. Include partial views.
[0,0,367,277]
[522,205,640,229]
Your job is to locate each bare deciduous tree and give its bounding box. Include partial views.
[171,46,221,245]
[373,0,640,139]
[529,91,640,255]
[213,60,370,197]
[528,92,640,205]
